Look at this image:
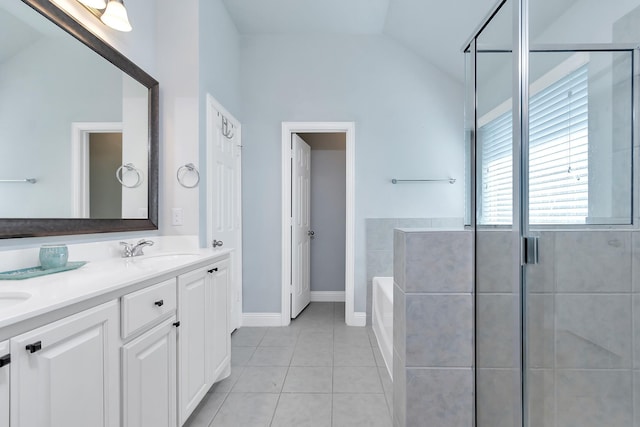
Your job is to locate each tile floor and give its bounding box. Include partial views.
[183,302,393,427]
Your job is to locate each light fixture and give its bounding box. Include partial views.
[76,0,132,32]
[77,0,107,8]
[100,0,132,32]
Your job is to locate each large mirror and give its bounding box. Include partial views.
[0,0,158,238]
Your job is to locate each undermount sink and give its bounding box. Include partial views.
[0,291,31,309]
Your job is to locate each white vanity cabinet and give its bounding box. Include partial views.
[209,258,231,384]
[120,278,178,427]
[0,340,9,427]
[122,317,177,427]
[177,257,231,425]
[177,267,210,424]
[0,251,232,427]
[9,300,119,427]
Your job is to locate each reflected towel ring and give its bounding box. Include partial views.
[177,163,200,188]
[116,163,143,188]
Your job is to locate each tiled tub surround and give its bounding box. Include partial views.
[476,229,640,427]
[365,218,464,324]
[393,229,474,427]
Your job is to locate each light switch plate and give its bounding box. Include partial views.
[171,208,183,226]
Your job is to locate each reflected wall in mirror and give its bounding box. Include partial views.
[0,0,158,238]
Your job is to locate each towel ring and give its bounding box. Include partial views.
[116,163,143,188]
[177,163,200,188]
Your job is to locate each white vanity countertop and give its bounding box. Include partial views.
[0,247,232,333]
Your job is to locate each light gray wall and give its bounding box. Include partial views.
[240,34,465,313]
[301,133,346,293]
[157,0,242,238]
[198,0,242,244]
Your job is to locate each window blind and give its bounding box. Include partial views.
[479,65,589,225]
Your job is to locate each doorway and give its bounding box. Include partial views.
[281,122,360,326]
[71,122,123,218]
[300,132,347,307]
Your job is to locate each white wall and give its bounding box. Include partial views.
[155,0,199,237]
[240,34,465,313]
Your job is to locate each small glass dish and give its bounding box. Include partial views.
[39,244,69,270]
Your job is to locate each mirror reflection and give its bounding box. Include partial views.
[0,1,149,219]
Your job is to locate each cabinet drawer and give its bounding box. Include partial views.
[122,278,177,339]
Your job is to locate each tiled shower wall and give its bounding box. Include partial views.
[365,217,464,324]
[393,229,474,427]
[476,229,640,427]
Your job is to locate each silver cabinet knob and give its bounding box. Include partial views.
[307,230,315,237]
[212,239,224,248]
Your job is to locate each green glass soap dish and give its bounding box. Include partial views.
[0,261,88,280]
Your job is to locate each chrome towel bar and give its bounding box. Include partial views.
[0,178,37,184]
[391,178,456,184]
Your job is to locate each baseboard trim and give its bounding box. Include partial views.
[310,291,345,302]
[241,313,282,327]
[351,311,366,327]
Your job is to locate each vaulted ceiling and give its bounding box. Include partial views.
[222,0,498,82]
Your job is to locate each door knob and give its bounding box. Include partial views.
[307,230,315,237]
[212,239,224,248]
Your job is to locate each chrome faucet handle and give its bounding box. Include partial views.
[119,241,134,257]
[131,239,154,256]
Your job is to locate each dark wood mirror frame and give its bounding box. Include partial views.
[0,0,159,239]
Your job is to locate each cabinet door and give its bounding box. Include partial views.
[210,259,231,384]
[177,268,210,425]
[122,317,177,427]
[0,340,9,427]
[10,301,119,427]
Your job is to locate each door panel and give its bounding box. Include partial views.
[178,269,209,424]
[122,318,177,427]
[0,340,9,427]
[210,259,231,383]
[207,97,242,333]
[291,134,311,318]
[10,301,119,427]
[523,49,636,427]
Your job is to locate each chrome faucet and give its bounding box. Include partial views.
[120,239,155,257]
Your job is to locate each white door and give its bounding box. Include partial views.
[122,318,177,427]
[0,340,8,427]
[10,301,119,427]
[291,134,312,318]
[177,268,209,425]
[207,95,242,333]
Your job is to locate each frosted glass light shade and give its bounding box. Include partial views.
[77,0,107,9]
[100,0,132,32]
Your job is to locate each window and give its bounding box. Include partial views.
[479,65,589,225]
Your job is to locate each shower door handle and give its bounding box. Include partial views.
[522,236,539,265]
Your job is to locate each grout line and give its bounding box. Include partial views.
[205,391,230,427]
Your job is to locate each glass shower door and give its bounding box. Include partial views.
[523,2,638,425]
[523,47,635,427]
